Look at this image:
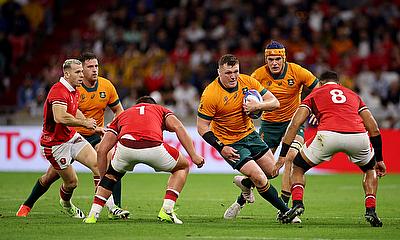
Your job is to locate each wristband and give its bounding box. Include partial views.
[279,142,291,157]
[202,131,224,152]
[370,134,383,162]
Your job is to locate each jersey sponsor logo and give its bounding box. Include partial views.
[288,79,295,86]
[99,92,106,98]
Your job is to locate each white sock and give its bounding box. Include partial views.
[105,195,117,211]
[163,199,175,213]
[89,203,103,218]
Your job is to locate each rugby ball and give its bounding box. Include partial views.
[243,89,262,119]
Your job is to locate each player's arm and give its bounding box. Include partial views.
[110,102,124,118]
[52,104,96,129]
[197,116,240,162]
[165,114,204,168]
[97,131,118,176]
[260,90,280,111]
[274,106,310,175]
[359,109,386,177]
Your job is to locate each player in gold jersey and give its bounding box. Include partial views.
[197,54,290,221]
[231,41,319,222]
[77,52,128,219]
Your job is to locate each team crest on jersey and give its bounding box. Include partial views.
[99,92,106,98]
[59,158,66,165]
[287,79,295,86]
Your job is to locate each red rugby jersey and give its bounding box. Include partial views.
[301,83,367,133]
[107,103,173,142]
[40,78,79,147]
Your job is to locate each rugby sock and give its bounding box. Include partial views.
[365,194,376,210]
[89,195,107,218]
[281,190,291,205]
[59,184,74,207]
[163,189,179,213]
[241,177,255,189]
[237,194,246,206]
[257,182,289,212]
[23,179,50,208]
[291,184,305,208]
[112,180,122,207]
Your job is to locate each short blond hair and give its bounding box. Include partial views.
[63,59,82,70]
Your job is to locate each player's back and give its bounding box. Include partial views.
[111,103,173,143]
[302,83,366,133]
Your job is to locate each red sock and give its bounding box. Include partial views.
[164,189,179,202]
[60,184,73,201]
[93,195,107,207]
[365,194,376,208]
[291,184,304,201]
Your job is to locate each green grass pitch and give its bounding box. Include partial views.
[0,172,399,239]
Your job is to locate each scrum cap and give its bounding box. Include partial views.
[265,40,286,62]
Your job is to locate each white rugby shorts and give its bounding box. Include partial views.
[41,132,89,170]
[302,131,374,166]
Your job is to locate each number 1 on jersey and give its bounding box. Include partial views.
[136,106,145,115]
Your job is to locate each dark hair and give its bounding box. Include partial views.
[319,70,339,84]
[136,96,157,104]
[79,52,97,63]
[218,54,239,67]
[265,40,285,49]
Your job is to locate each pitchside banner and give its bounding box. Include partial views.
[0,126,399,173]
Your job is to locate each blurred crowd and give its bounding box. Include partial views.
[2,0,400,127]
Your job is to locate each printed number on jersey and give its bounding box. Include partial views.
[136,106,145,115]
[330,89,347,103]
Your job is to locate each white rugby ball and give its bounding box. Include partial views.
[243,90,262,119]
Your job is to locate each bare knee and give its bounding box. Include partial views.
[171,154,189,173]
[63,178,78,191]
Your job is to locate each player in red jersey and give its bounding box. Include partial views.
[274,71,387,227]
[16,59,99,218]
[83,96,205,224]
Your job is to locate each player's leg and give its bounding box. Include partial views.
[240,159,289,214]
[349,132,382,227]
[56,165,85,218]
[107,148,122,208]
[76,141,129,219]
[84,164,125,223]
[280,134,304,205]
[16,166,60,217]
[157,151,189,224]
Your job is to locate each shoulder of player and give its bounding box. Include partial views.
[97,76,114,87]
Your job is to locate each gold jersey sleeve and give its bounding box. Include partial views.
[251,62,318,122]
[75,76,120,136]
[197,74,266,145]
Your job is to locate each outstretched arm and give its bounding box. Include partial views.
[360,109,386,177]
[166,115,204,168]
[97,131,118,176]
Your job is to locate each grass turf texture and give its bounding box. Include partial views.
[0,173,399,240]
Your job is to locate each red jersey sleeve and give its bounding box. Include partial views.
[47,86,69,106]
[106,116,119,135]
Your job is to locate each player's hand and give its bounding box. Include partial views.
[243,98,260,113]
[221,146,240,163]
[192,154,205,168]
[272,157,285,177]
[95,127,106,136]
[84,118,97,130]
[308,114,318,126]
[375,161,387,178]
